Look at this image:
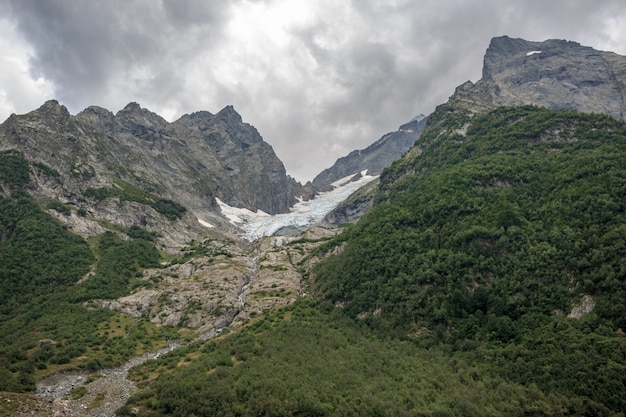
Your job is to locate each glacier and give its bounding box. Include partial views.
[216,171,378,241]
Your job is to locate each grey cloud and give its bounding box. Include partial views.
[3,0,626,181]
[162,0,230,27]
[7,0,230,113]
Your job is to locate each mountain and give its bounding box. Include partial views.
[451,36,626,118]
[311,104,626,415]
[120,37,626,416]
[312,114,428,187]
[315,35,626,224]
[0,100,304,244]
[4,36,626,416]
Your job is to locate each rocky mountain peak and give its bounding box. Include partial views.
[0,99,306,246]
[116,102,168,128]
[34,99,71,123]
[482,36,584,80]
[312,115,428,187]
[215,105,243,125]
[75,105,116,131]
[79,105,114,118]
[452,36,626,119]
[187,110,214,121]
[114,102,169,141]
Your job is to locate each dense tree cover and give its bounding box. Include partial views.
[72,231,161,301]
[124,299,575,417]
[85,177,187,220]
[120,107,626,416]
[0,152,176,392]
[311,106,626,412]
[0,150,31,189]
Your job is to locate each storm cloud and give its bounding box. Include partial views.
[1,0,625,181]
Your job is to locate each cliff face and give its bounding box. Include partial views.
[450,36,626,119]
[166,106,302,214]
[312,115,428,187]
[0,101,304,238]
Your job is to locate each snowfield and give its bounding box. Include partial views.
[216,171,378,241]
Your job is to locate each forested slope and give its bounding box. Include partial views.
[314,105,626,413]
[0,151,177,392]
[123,106,626,416]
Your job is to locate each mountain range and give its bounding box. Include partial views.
[2,35,626,416]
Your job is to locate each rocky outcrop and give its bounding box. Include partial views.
[312,115,428,187]
[568,295,595,319]
[88,229,335,333]
[450,36,626,119]
[320,178,380,226]
[167,106,303,214]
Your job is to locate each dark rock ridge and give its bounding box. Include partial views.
[0,100,303,218]
[312,115,428,187]
[320,178,380,226]
[451,36,626,119]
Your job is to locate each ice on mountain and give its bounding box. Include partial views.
[197,218,215,228]
[218,171,378,241]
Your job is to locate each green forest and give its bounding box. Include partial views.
[2,104,626,415]
[0,151,178,392]
[122,106,626,416]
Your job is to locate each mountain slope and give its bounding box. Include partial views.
[119,37,626,416]
[0,101,304,247]
[121,105,626,417]
[5,35,626,416]
[313,105,626,413]
[312,115,428,187]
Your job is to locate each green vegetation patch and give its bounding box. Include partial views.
[45,200,72,215]
[84,177,186,220]
[312,106,626,413]
[32,161,60,178]
[125,300,568,417]
[0,150,31,190]
[0,154,179,392]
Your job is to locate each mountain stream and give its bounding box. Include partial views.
[35,257,260,417]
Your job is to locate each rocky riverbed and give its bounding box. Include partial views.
[4,228,335,417]
[34,341,180,417]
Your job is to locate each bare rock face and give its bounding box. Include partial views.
[0,100,306,249]
[167,106,303,214]
[568,295,596,319]
[88,229,337,334]
[312,115,428,187]
[320,178,380,226]
[450,36,626,119]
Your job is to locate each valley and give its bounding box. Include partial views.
[2,35,626,416]
[4,225,338,417]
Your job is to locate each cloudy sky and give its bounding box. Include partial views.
[1,0,625,182]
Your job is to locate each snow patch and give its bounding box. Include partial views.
[216,199,270,225]
[197,218,214,228]
[527,50,542,56]
[218,171,378,241]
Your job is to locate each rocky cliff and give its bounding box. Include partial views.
[0,101,305,245]
[312,115,428,187]
[450,36,626,118]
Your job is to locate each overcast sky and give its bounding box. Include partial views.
[1,0,625,182]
